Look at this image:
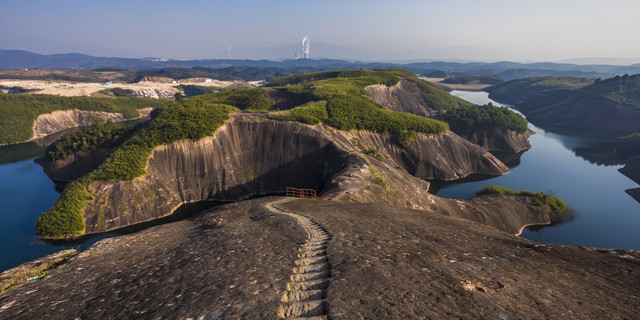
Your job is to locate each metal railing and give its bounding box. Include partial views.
[286,187,317,199]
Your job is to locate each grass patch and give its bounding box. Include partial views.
[189,87,274,112]
[325,94,448,143]
[368,166,394,191]
[268,101,328,124]
[476,185,568,223]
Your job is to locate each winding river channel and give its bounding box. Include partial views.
[438,91,640,249]
[1,90,639,271]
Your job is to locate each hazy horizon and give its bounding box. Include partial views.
[2,0,640,64]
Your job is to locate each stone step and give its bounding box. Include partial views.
[278,301,328,318]
[281,289,325,303]
[290,270,330,282]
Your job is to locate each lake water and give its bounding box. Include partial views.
[0,141,219,272]
[437,91,640,249]
[1,93,639,271]
[0,150,108,272]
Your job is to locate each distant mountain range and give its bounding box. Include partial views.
[1,49,640,80]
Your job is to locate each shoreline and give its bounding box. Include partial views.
[515,221,551,237]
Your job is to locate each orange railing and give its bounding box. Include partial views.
[286,187,317,199]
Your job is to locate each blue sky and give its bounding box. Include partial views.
[1,0,639,62]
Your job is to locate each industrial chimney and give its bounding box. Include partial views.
[302,35,310,59]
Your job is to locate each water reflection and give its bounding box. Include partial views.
[537,124,627,166]
[443,90,640,249]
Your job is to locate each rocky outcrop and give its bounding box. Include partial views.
[365,79,435,117]
[1,198,638,319]
[335,130,509,180]
[452,127,533,153]
[366,80,532,153]
[31,107,152,140]
[132,88,178,99]
[321,151,546,235]
[35,148,115,182]
[76,114,510,234]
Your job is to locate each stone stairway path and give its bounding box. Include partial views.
[266,199,331,320]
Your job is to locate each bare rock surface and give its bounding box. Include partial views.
[365,79,436,117]
[322,154,548,235]
[1,197,638,319]
[366,80,532,153]
[0,199,305,319]
[453,127,533,153]
[279,199,640,319]
[31,107,152,140]
[78,114,509,234]
[132,88,178,99]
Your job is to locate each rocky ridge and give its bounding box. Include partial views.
[59,114,543,236]
[31,107,152,140]
[365,80,531,152]
[0,198,637,319]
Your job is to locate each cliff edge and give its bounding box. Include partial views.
[76,114,515,234]
[0,198,637,319]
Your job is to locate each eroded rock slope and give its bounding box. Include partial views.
[366,80,531,152]
[77,114,511,234]
[31,107,152,140]
[1,198,637,319]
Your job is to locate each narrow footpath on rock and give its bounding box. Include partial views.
[266,199,332,319]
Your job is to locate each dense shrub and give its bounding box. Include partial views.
[46,120,141,160]
[190,88,274,112]
[443,103,528,134]
[325,95,448,143]
[476,185,568,222]
[90,101,234,181]
[268,101,328,125]
[35,180,90,238]
[97,87,135,97]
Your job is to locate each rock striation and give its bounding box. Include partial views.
[132,88,178,99]
[62,114,512,235]
[450,127,533,153]
[31,107,152,140]
[365,79,436,117]
[366,80,531,152]
[0,198,637,319]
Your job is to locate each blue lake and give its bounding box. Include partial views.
[436,91,640,249]
[0,154,112,272]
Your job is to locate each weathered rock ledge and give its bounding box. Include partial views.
[365,79,436,117]
[1,198,638,319]
[47,114,512,235]
[366,80,532,153]
[30,107,152,141]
